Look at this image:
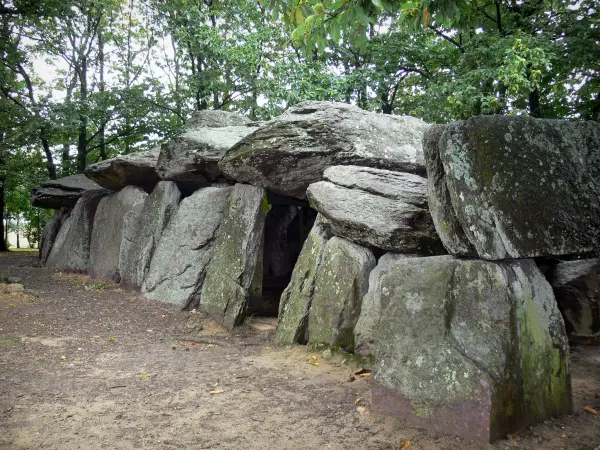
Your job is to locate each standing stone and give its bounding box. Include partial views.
[46,189,110,272]
[89,186,148,282]
[550,259,600,338]
[307,237,375,351]
[142,186,232,308]
[39,207,71,264]
[356,255,572,443]
[31,174,104,209]
[424,116,600,259]
[157,110,259,192]
[275,215,333,345]
[219,101,430,199]
[307,166,444,254]
[200,184,267,329]
[84,147,160,192]
[119,181,181,291]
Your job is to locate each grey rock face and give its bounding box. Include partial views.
[219,101,430,199]
[424,116,600,259]
[307,166,444,254]
[356,255,571,443]
[89,186,148,282]
[275,215,333,344]
[157,111,259,192]
[119,181,181,291]
[550,259,600,337]
[39,207,71,264]
[46,189,110,272]
[307,237,375,351]
[31,174,104,209]
[142,186,232,308]
[200,184,267,328]
[84,148,160,192]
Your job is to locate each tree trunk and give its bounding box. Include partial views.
[15,215,20,249]
[98,26,106,160]
[0,181,7,251]
[77,55,88,173]
[529,88,542,118]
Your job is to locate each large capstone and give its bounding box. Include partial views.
[307,166,444,253]
[275,215,333,345]
[88,186,148,282]
[200,184,267,328]
[355,255,572,443]
[119,181,181,291]
[219,101,429,199]
[142,186,232,308]
[39,207,71,264]
[84,148,160,192]
[31,174,104,209]
[157,110,260,193]
[550,259,600,338]
[307,237,375,351]
[45,189,110,272]
[424,116,600,259]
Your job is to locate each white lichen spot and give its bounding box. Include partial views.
[504,133,512,142]
[405,292,424,314]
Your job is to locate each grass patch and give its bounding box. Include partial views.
[0,339,17,346]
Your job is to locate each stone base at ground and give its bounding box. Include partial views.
[356,255,572,443]
[39,207,71,264]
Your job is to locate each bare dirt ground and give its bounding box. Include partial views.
[0,252,599,450]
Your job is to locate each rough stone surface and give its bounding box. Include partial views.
[356,255,572,442]
[89,186,148,282]
[550,259,600,337]
[84,148,160,192]
[119,181,181,291]
[424,116,600,259]
[200,184,267,328]
[219,101,430,199]
[307,167,444,254]
[157,111,259,192]
[39,207,71,264]
[31,174,104,209]
[307,237,375,351]
[275,215,333,345]
[142,186,232,308]
[45,189,110,272]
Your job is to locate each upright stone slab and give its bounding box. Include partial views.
[307,237,375,351]
[275,215,333,345]
[39,207,71,264]
[31,174,104,209]
[119,181,181,291]
[356,255,572,442]
[423,116,600,259]
[550,259,600,338]
[200,184,267,329]
[307,166,444,254]
[84,147,160,192]
[142,186,232,308]
[89,186,148,282]
[46,189,110,272]
[219,101,429,199]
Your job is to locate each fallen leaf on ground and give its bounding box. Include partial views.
[583,406,598,415]
[399,441,411,450]
[359,373,371,378]
[347,375,356,382]
[209,390,225,395]
[60,355,66,360]
[311,355,317,360]
[355,368,372,375]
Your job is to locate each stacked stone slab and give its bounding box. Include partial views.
[31,174,104,209]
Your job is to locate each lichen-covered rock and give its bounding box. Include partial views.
[307,166,444,254]
[275,215,332,345]
[356,255,572,442]
[31,174,104,209]
[46,189,110,272]
[89,186,148,282]
[142,186,232,308]
[84,148,160,192]
[200,184,267,328]
[424,116,600,259]
[307,237,375,351]
[219,101,429,199]
[157,111,259,192]
[550,259,600,337]
[39,207,71,264]
[119,181,181,291]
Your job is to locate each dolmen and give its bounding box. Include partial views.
[33,102,600,443]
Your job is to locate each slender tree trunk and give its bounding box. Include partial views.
[0,180,6,252]
[98,27,107,160]
[529,88,542,118]
[15,215,20,249]
[77,55,88,173]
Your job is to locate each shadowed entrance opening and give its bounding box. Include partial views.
[247,195,317,317]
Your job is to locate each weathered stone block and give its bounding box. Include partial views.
[39,207,71,264]
[31,174,104,209]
